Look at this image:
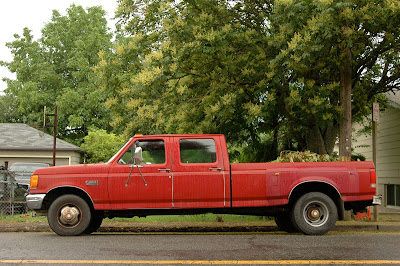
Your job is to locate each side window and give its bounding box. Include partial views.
[119,145,134,164]
[119,140,165,165]
[180,139,217,164]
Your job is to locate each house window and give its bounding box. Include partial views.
[387,184,400,207]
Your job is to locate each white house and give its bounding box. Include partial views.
[353,92,400,212]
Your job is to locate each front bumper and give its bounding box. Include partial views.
[26,194,46,210]
[373,195,382,205]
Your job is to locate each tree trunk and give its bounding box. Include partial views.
[305,119,339,156]
[323,121,339,156]
[339,47,352,160]
[306,122,328,154]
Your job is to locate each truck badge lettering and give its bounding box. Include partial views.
[85,180,98,186]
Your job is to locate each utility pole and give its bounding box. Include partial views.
[44,106,58,166]
[339,47,353,161]
[372,101,379,222]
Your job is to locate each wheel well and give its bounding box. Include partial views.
[42,187,93,211]
[289,181,344,219]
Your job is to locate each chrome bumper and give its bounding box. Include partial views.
[26,194,46,210]
[373,195,382,205]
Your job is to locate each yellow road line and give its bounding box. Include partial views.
[1,260,400,264]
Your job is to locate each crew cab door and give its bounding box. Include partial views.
[107,137,173,209]
[172,136,227,208]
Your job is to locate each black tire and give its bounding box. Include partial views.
[290,192,338,235]
[274,212,298,233]
[84,211,103,234]
[48,194,92,236]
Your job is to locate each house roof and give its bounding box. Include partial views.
[0,123,84,151]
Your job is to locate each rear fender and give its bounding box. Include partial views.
[289,181,344,220]
[289,180,341,200]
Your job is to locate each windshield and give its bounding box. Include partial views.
[107,139,132,163]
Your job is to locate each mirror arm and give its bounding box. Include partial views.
[125,164,147,187]
[137,166,147,186]
[125,165,134,187]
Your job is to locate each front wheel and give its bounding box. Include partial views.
[291,192,338,235]
[48,194,92,236]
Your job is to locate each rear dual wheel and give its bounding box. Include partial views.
[291,192,338,235]
[274,212,298,233]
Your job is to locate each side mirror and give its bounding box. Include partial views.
[134,147,143,163]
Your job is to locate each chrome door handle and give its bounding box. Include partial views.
[209,168,222,171]
[158,168,171,172]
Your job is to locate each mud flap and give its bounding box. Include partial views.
[337,198,345,221]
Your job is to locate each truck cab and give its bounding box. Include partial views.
[107,135,230,209]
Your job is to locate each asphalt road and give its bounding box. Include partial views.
[1,232,400,264]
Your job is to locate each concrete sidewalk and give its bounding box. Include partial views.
[1,220,400,233]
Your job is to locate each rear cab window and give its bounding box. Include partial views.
[179,139,217,164]
[175,137,224,172]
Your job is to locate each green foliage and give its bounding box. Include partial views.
[82,128,126,163]
[274,150,338,163]
[274,151,336,163]
[0,213,47,223]
[268,0,400,154]
[229,133,279,163]
[103,0,400,159]
[0,94,17,122]
[1,5,113,145]
[2,1,400,161]
[141,150,165,164]
[102,1,276,145]
[274,150,366,162]
[351,153,366,162]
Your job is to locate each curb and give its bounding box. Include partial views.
[334,224,400,232]
[1,222,400,233]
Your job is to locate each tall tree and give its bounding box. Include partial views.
[0,94,17,122]
[1,28,53,124]
[269,0,400,155]
[101,0,400,160]
[1,5,113,145]
[101,0,280,159]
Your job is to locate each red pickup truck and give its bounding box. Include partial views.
[27,134,381,236]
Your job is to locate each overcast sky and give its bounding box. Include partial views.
[0,0,119,94]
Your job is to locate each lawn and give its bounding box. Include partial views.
[1,212,398,224]
[0,212,270,223]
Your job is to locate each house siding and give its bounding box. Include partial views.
[0,150,82,166]
[353,105,400,212]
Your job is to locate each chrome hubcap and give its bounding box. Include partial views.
[307,208,320,221]
[59,206,80,226]
[303,201,329,227]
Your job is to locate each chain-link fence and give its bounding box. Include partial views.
[0,170,29,215]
